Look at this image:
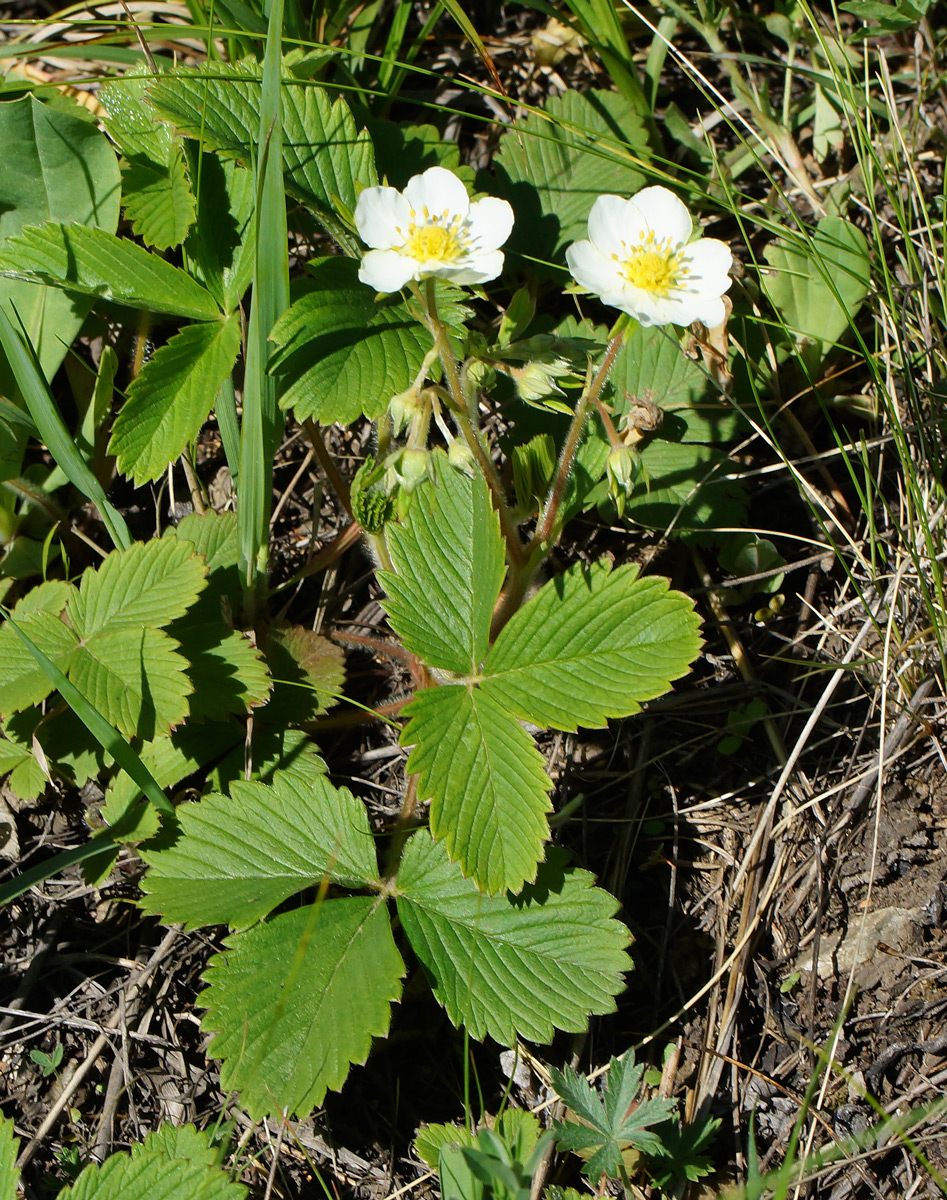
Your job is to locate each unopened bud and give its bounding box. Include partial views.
[388,387,424,437]
[447,439,476,477]
[606,447,641,516]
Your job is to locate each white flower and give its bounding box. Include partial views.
[354,166,514,293]
[566,186,733,328]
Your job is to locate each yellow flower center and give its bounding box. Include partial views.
[401,208,467,263]
[617,232,688,296]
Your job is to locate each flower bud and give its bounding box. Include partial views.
[606,447,641,516]
[447,439,476,477]
[396,449,431,493]
[388,386,424,437]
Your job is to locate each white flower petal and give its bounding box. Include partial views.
[404,166,470,219]
[586,194,632,258]
[625,186,692,247]
[358,249,417,293]
[600,284,669,326]
[679,237,733,292]
[466,196,514,254]
[354,187,411,250]
[566,240,624,296]
[432,249,505,285]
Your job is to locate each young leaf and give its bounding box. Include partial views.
[494,90,650,263]
[381,459,506,674]
[396,832,631,1044]
[60,1147,246,1200]
[69,537,207,638]
[109,314,241,484]
[202,896,404,1117]
[482,562,701,732]
[551,1055,677,1181]
[0,223,221,321]
[269,258,429,425]
[140,773,380,927]
[401,686,551,895]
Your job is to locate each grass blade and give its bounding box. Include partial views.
[238,0,289,613]
[0,305,132,551]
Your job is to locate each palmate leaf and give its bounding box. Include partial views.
[481,561,702,732]
[0,223,221,321]
[141,772,379,927]
[396,833,631,1044]
[381,458,505,674]
[202,896,404,1118]
[61,1147,246,1200]
[109,314,242,484]
[146,61,375,249]
[494,90,649,263]
[552,1055,677,1181]
[402,687,551,895]
[269,258,428,425]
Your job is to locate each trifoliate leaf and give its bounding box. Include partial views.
[381,457,506,675]
[551,1055,677,1181]
[203,896,404,1117]
[109,314,241,485]
[177,621,271,719]
[69,537,207,638]
[482,561,701,731]
[401,686,551,895]
[621,440,747,532]
[141,772,379,927]
[396,832,631,1044]
[269,257,429,425]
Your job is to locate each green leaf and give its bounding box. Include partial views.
[69,537,207,638]
[207,726,326,794]
[0,581,78,713]
[67,626,192,740]
[132,1124,223,1167]
[381,458,506,674]
[552,1055,677,1180]
[365,120,466,189]
[396,833,631,1043]
[494,90,649,263]
[261,624,345,723]
[183,152,254,314]
[60,1147,246,1200]
[762,216,871,363]
[621,440,747,532]
[109,314,242,484]
[270,258,429,425]
[402,686,551,895]
[141,773,380,927]
[179,622,271,719]
[0,223,221,321]
[147,61,376,250]
[646,1116,721,1189]
[0,94,120,382]
[0,721,45,802]
[0,1116,18,1200]
[482,561,701,732]
[203,896,404,1117]
[610,325,740,443]
[100,71,195,250]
